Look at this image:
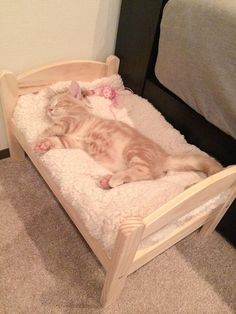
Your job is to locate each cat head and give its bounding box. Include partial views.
[46,81,87,119]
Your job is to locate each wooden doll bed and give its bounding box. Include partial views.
[0,55,236,307]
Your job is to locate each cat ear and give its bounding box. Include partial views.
[68,81,81,99]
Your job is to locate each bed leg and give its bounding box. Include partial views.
[0,71,25,161]
[200,183,236,237]
[100,216,145,307]
[106,55,120,76]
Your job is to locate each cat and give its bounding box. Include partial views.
[34,81,223,189]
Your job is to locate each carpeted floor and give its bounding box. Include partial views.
[0,157,235,314]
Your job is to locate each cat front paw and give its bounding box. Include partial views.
[97,175,113,190]
[34,138,53,153]
[97,173,129,189]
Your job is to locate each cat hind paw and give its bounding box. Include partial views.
[34,139,52,153]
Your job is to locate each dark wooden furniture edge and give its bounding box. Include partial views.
[0,148,10,160]
[144,79,236,166]
[115,0,167,94]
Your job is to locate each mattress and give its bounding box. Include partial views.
[155,0,236,139]
[13,75,227,252]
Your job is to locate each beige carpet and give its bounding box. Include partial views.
[0,157,235,314]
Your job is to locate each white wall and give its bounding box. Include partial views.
[0,0,121,150]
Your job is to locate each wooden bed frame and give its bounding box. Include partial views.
[115,0,236,246]
[0,55,236,307]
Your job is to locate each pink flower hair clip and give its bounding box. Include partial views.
[68,81,133,120]
[87,85,133,108]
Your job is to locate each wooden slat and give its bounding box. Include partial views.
[142,166,236,240]
[106,55,120,76]
[200,183,236,237]
[128,209,215,275]
[17,60,106,83]
[11,122,111,271]
[16,56,119,95]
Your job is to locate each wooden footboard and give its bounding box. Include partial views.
[130,167,236,274]
[102,166,236,306]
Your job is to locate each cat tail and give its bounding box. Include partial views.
[164,153,223,176]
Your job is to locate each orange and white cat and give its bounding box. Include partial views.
[35,81,223,189]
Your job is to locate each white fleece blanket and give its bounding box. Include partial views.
[13,75,227,252]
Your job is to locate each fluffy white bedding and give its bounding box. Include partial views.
[13,75,227,252]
